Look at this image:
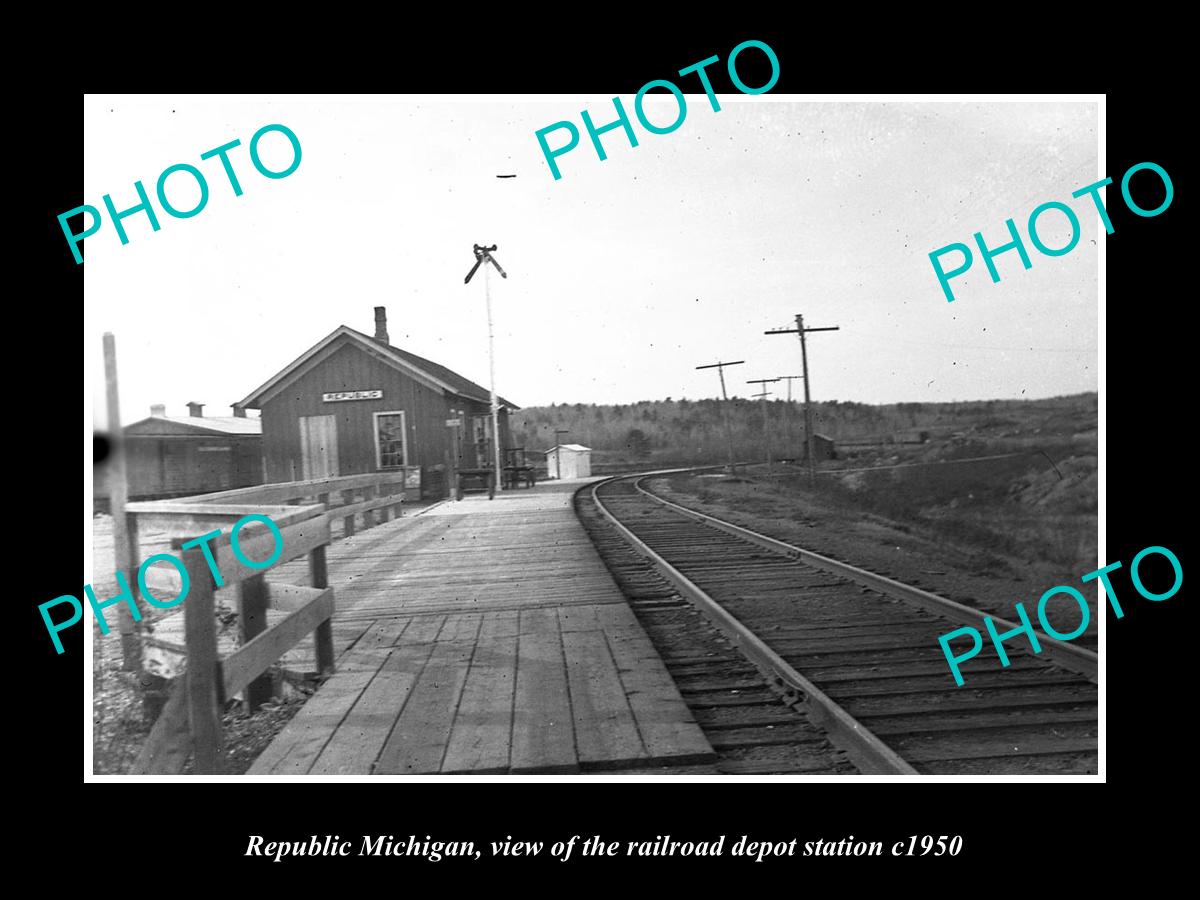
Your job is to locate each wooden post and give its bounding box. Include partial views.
[765,316,839,482]
[763,392,772,470]
[696,361,744,475]
[447,410,460,501]
[181,543,222,773]
[125,511,141,601]
[310,545,335,676]
[377,480,391,524]
[482,261,504,489]
[237,574,272,711]
[102,333,141,673]
[778,375,802,461]
[798,314,816,481]
[452,416,464,500]
[747,378,780,472]
[363,485,377,528]
[341,489,356,537]
[128,511,153,712]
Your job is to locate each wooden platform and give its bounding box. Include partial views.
[249,482,714,775]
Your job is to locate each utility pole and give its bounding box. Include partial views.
[696,360,744,473]
[464,243,508,489]
[777,375,803,461]
[554,429,570,480]
[746,378,780,470]
[766,315,840,481]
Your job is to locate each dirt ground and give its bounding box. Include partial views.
[92,627,311,775]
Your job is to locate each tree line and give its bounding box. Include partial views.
[510,394,1096,466]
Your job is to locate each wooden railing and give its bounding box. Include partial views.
[129,471,410,539]
[125,472,410,774]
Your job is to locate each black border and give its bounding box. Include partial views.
[24,22,1187,881]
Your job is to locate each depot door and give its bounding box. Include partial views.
[299,415,339,480]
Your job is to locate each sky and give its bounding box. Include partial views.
[84,96,1099,427]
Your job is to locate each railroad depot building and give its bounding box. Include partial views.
[236,308,517,499]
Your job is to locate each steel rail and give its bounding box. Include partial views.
[628,473,1098,684]
[587,474,918,776]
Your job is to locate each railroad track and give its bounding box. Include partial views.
[574,484,857,775]
[581,472,1099,775]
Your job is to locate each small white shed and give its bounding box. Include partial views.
[545,444,592,479]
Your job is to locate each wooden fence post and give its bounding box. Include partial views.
[181,543,222,773]
[341,489,356,537]
[126,512,141,582]
[363,485,377,528]
[103,333,141,674]
[237,574,272,711]
[377,480,390,524]
[310,545,335,676]
[125,510,144,673]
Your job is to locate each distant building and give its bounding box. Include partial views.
[236,307,518,499]
[545,444,592,480]
[116,403,263,500]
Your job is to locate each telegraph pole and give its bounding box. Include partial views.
[554,429,570,480]
[696,359,744,473]
[777,375,803,460]
[746,378,780,470]
[464,243,509,489]
[766,315,840,481]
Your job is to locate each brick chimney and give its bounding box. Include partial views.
[374,306,389,344]
[186,402,204,418]
[232,405,247,418]
[150,403,166,417]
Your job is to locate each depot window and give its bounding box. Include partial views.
[373,411,409,469]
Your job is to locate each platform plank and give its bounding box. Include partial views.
[441,630,519,774]
[478,609,519,640]
[374,615,480,774]
[559,605,600,633]
[511,625,577,774]
[250,483,715,775]
[562,628,645,768]
[308,617,442,775]
[247,618,408,775]
[597,605,716,765]
[248,670,377,775]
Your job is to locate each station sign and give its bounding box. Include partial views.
[322,390,382,402]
